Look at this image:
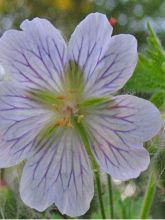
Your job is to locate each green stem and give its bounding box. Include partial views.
[95,169,106,219]
[74,120,106,219]
[107,175,114,219]
[0,168,5,181]
[81,140,106,219]
[139,173,156,219]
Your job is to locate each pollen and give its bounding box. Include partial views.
[56,117,73,128]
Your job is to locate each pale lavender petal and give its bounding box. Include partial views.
[68,13,137,96]
[86,95,162,180]
[91,138,150,180]
[0,18,67,91]
[0,83,54,167]
[20,129,94,217]
[0,64,6,81]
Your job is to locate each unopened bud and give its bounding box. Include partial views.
[108,17,117,27]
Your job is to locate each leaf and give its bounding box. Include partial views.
[124,24,165,95]
[150,91,165,109]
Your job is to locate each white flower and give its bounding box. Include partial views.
[0,13,162,217]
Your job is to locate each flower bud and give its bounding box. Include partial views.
[108,17,117,26]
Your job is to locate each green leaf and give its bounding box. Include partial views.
[124,24,165,96]
[150,91,165,109]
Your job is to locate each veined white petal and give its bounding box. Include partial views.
[91,139,150,181]
[20,129,94,217]
[0,82,54,167]
[86,95,162,180]
[0,18,67,91]
[68,13,137,96]
[85,35,137,96]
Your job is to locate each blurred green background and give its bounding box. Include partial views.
[0,0,165,219]
[0,0,165,47]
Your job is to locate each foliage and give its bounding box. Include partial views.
[89,182,143,219]
[124,24,165,109]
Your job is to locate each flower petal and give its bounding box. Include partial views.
[86,95,162,180]
[92,140,150,181]
[68,13,137,96]
[0,18,67,91]
[20,129,94,217]
[0,82,54,167]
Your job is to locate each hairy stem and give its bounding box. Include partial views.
[107,175,114,219]
[139,173,155,219]
[94,169,106,219]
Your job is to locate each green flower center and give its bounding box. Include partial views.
[27,62,110,129]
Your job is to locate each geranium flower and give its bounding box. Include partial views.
[0,13,162,217]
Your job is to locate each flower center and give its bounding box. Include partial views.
[52,95,84,128]
[27,62,109,131]
[49,62,86,128]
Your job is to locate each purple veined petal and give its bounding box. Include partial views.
[68,13,137,97]
[0,18,67,91]
[91,138,150,181]
[20,129,94,217]
[0,82,54,167]
[86,95,162,180]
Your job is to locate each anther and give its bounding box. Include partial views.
[67,120,73,128]
[56,117,73,128]
[77,115,84,123]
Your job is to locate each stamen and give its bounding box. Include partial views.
[67,120,73,128]
[77,114,84,123]
[56,117,73,128]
